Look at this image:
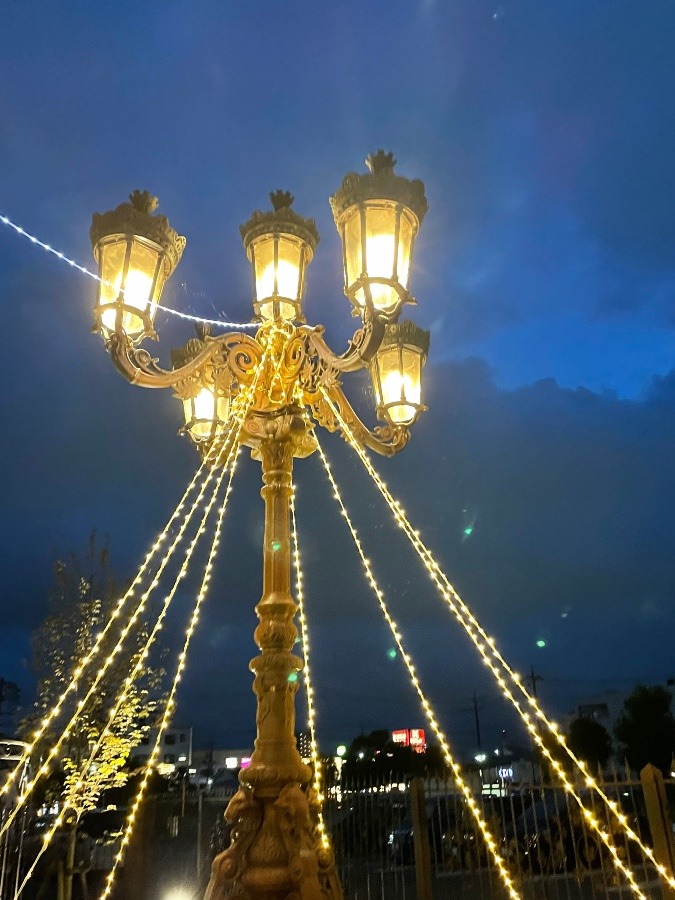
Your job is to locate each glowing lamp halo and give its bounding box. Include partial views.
[330,150,428,318]
[90,190,185,343]
[370,320,430,427]
[240,190,320,324]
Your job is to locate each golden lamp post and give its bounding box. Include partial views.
[90,151,430,900]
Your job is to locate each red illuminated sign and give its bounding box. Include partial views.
[391,729,426,753]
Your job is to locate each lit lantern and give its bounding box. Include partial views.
[90,191,185,342]
[370,321,430,426]
[181,386,230,443]
[240,190,320,323]
[171,326,231,447]
[330,151,428,317]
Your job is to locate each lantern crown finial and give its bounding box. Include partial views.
[129,190,159,214]
[365,150,397,175]
[330,151,428,226]
[270,190,294,211]
[90,190,186,271]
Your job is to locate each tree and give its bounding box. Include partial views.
[341,730,447,780]
[614,685,675,775]
[23,534,163,900]
[567,717,612,773]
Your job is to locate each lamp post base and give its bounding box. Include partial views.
[205,784,341,900]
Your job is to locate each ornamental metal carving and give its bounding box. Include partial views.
[329,149,429,226]
[90,190,186,273]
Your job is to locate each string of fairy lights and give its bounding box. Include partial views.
[0,212,256,330]
[1,207,669,894]
[321,390,669,897]
[96,443,243,900]
[10,352,266,900]
[315,436,523,900]
[290,488,330,851]
[0,453,216,803]
[0,420,242,845]
[96,355,266,900]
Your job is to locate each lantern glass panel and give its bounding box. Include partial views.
[98,236,162,338]
[98,239,128,335]
[343,206,362,289]
[397,209,414,288]
[183,389,229,441]
[253,235,302,322]
[376,345,422,426]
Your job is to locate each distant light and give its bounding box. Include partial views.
[336,745,347,757]
[474,753,487,764]
[178,755,187,762]
[561,612,568,619]
[536,639,546,648]
[271,540,282,552]
[287,672,298,683]
[225,757,238,769]
[387,648,397,659]
[358,751,364,760]
[463,526,473,536]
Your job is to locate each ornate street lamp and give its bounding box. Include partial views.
[240,189,320,323]
[370,320,429,426]
[330,149,428,316]
[91,151,430,900]
[90,190,185,342]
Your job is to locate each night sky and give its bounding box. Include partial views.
[1,0,674,755]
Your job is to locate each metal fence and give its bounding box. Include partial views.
[324,767,673,900]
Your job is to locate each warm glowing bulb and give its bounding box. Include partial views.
[259,258,299,300]
[101,268,153,336]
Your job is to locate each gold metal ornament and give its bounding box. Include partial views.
[91,154,430,900]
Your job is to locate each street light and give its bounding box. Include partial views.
[91,151,429,900]
[90,190,185,341]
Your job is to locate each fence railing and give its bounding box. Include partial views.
[323,767,674,900]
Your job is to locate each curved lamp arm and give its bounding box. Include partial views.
[307,381,410,457]
[301,299,403,375]
[106,331,264,389]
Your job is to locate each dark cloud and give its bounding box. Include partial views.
[1,0,674,751]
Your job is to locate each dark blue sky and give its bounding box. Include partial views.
[1,0,674,753]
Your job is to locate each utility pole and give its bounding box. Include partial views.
[473,692,482,749]
[526,667,543,784]
[526,666,543,699]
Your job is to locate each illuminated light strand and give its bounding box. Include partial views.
[290,488,330,851]
[0,451,218,800]
[315,437,523,900]
[14,362,265,900]
[345,445,666,893]
[96,356,269,900]
[0,418,242,842]
[324,395,656,897]
[0,212,257,330]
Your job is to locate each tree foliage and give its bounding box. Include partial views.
[23,534,163,817]
[614,684,675,775]
[341,730,446,779]
[567,717,612,773]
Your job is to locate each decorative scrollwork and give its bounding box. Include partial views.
[106,329,261,390]
[301,301,387,381]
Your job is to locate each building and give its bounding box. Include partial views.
[296,731,312,762]
[132,725,193,774]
